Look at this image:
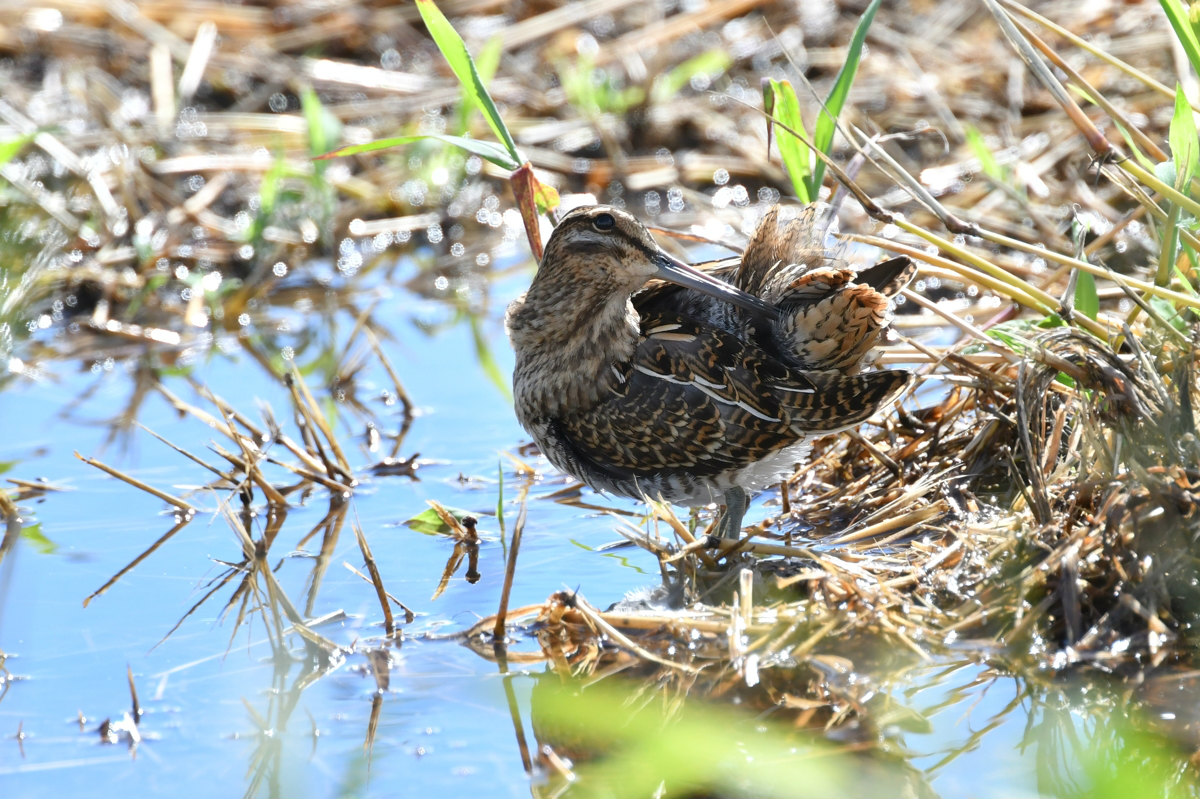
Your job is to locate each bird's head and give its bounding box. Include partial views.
[538,205,779,321]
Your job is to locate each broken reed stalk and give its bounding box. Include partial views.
[0,489,18,519]
[287,364,353,481]
[344,562,416,623]
[365,326,415,422]
[74,452,196,513]
[493,486,528,641]
[353,520,395,637]
[570,593,701,673]
[136,422,237,483]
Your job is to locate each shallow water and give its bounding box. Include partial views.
[0,252,655,795]
[0,248,1192,798]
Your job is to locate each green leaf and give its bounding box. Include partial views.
[1109,115,1161,171]
[981,317,1077,388]
[405,504,476,535]
[301,87,342,161]
[1157,203,1183,288]
[810,0,882,194]
[1074,269,1099,321]
[1150,295,1190,332]
[964,124,1005,182]
[416,0,521,164]
[531,678,905,797]
[320,134,520,170]
[1170,83,1199,192]
[560,53,645,116]
[0,133,35,169]
[22,522,56,555]
[247,152,288,244]
[1160,0,1200,79]
[652,50,732,104]
[765,79,811,203]
[976,315,1063,356]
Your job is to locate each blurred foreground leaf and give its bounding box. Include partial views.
[532,678,905,798]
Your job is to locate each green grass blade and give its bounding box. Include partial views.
[964,124,1005,182]
[320,134,520,170]
[300,87,341,161]
[0,132,34,168]
[809,0,882,194]
[468,313,512,400]
[1157,202,1182,288]
[496,460,505,536]
[651,50,732,104]
[1074,270,1099,321]
[764,79,811,203]
[416,0,521,165]
[1153,87,1198,289]
[1109,113,1161,171]
[454,35,503,134]
[1159,0,1200,78]
[248,152,287,244]
[1170,83,1198,190]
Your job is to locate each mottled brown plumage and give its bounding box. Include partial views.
[506,204,912,538]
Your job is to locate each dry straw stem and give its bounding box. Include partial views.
[287,364,353,481]
[570,593,703,674]
[74,451,196,513]
[136,422,238,485]
[0,489,19,520]
[344,561,415,624]
[353,520,396,638]
[222,503,342,655]
[493,485,528,640]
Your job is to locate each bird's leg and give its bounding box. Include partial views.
[716,487,748,539]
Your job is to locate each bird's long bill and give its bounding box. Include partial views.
[653,251,780,322]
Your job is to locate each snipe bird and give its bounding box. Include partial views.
[506,204,913,539]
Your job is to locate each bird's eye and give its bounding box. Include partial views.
[592,212,615,232]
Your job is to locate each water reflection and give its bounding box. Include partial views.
[504,650,1200,799]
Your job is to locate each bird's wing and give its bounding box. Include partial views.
[556,311,910,479]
